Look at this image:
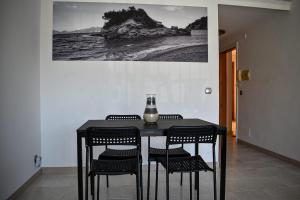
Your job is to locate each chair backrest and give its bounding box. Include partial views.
[86,127,141,147]
[159,114,183,120]
[167,126,217,146]
[105,115,141,120]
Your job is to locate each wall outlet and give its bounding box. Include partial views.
[34,155,42,168]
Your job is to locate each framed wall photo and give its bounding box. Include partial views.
[53,1,208,62]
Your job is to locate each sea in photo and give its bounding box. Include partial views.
[53,2,208,62]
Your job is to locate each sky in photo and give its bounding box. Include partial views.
[53,1,207,31]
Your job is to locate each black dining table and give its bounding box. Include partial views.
[77,118,227,200]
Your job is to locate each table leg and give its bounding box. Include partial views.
[194,143,199,190]
[220,131,227,200]
[77,134,83,200]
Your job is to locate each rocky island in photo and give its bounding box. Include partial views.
[53,2,208,62]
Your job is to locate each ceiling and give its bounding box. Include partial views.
[218,4,289,40]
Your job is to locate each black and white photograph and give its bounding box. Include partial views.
[53,2,208,62]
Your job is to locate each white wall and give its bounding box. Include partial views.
[40,0,220,167]
[221,1,300,161]
[218,0,291,10]
[0,0,41,199]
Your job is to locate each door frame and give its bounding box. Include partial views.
[219,44,239,140]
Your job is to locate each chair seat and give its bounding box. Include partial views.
[149,147,190,161]
[158,155,213,173]
[90,158,138,175]
[98,148,138,160]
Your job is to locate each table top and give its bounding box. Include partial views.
[77,119,226,137]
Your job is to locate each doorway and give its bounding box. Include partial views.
[219,48,237,138]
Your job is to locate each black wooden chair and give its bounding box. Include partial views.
[85,126,142,200]
[157,126,217,200]
[147,114,191,200]
[99,115,141,188]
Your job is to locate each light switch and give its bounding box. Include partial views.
[205,88,212,94]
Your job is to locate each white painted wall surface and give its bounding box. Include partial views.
[40,0,220,167]
[221,1,300,161]
[0,0,41,199]
[218,0,291,10]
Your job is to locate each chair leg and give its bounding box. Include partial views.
[213,170,217,200]
[137,172,141,200]
[180,172,183,186]
[166,171,169,200]
[85,147,89,200]
[140,163,143,200]
[85,169,89,200]
[91,175,95,200]
[213,144,217,200]
[197,172,199,200]
[147,161,150,200]
[90,147,93,196]
[106,175,109,188]
[155,162,158,200]
[189,172,192,200]
[97,175,100,200]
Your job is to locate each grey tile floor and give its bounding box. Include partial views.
[15,137,300,200]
